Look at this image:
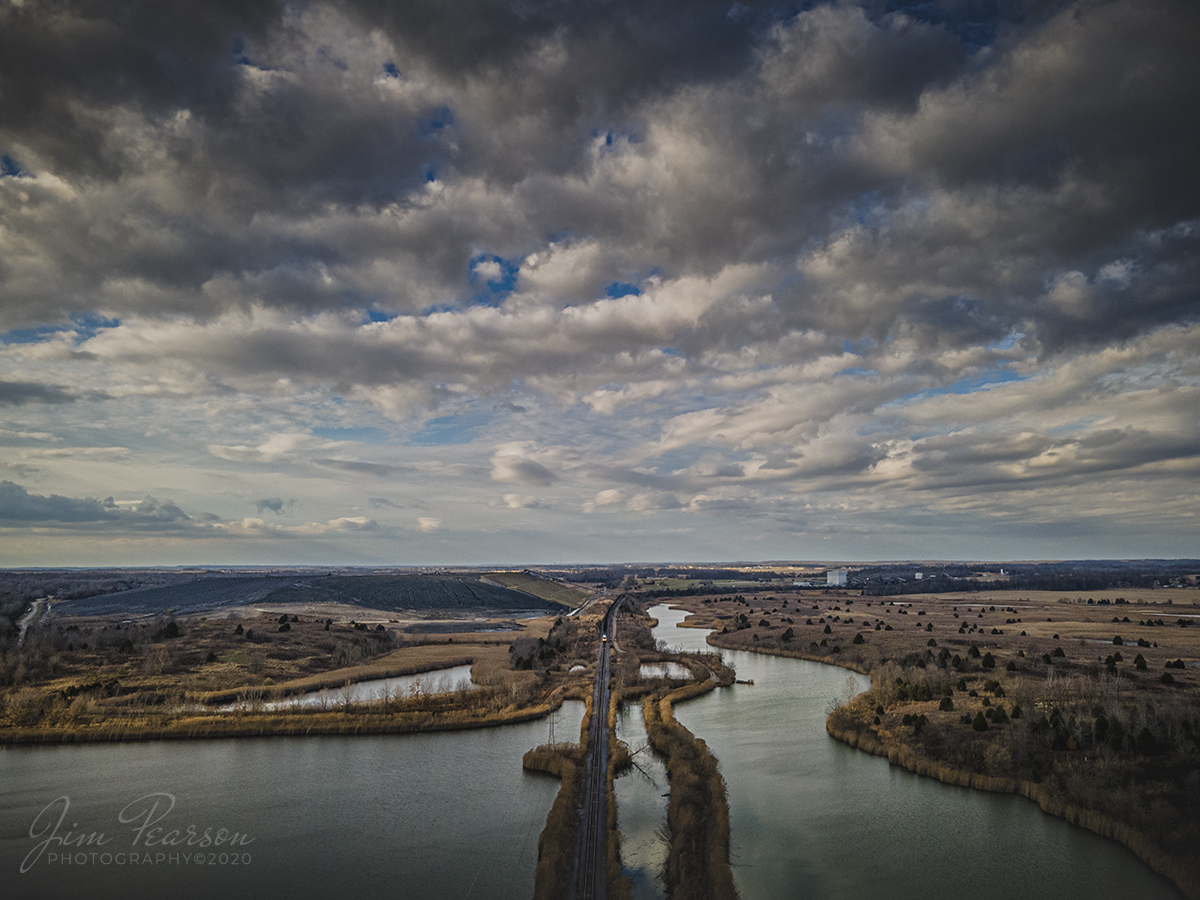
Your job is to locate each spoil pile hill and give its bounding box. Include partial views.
[485,571,589,609]
[56,574,568,617]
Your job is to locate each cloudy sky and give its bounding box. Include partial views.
[1,0,1197,566]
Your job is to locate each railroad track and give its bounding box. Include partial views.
[571,597,622,900]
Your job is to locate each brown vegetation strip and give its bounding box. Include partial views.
[524,741,584,900]
[641,663,739,900]
[524,684,594,900]
[0,685,567,744]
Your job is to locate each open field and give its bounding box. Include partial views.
[651,587,1200,900]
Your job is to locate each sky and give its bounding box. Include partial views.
[0,0,1197,567]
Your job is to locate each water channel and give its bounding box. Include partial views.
[645,603,1185,900]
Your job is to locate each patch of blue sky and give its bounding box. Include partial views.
[230,35,271,70]
[887,366,1027,407]
[383,61,401,79]
[408,409,492,446]
[315,44,348,71]
[0,313,119,345]
[1043,415,1107,439]
[362,308,398,324]
[419,106,454,138]
[876,2,1000,50]
[604,281,642,299]
[658,347,683,357]
[987,330,1025,351]
[851,190,884,225]
[842,336,873,355]
[313,426,391,445]
[836,365,878,378]
[1,154,28,178]
[591,127,643,148]
[468,254,520,307]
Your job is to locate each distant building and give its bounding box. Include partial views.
[914,572,923,580]
[826,569,848,587]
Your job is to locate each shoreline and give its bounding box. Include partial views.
[0,690,572,746]
[826,711,1199,900]
[696,625,1197,900]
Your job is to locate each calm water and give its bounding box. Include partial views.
[614,702,669,900]
[0,702,583,900]
[222,664,475,711]
[647,604,1185,900]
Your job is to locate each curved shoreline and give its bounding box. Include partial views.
[0,689,571,745]
[691,609,1198,899]
[825,714,1199,900]
[705,632,1198,899]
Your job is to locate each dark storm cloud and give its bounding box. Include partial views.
[0,381,76,406]
[0,481,199,528]
[0,480,114,522]
[2,0,1195,355]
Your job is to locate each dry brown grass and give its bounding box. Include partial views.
[1,611,573,741]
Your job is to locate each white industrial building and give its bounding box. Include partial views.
[826,569,848,586]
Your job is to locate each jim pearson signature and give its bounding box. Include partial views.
[22,793,254,873]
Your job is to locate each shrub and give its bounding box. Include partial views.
[939,696,954,711]
[1112,635,1124,645]
[1161,672,1175,685]
[823,624,832,634]
[1051,647,1065,657]
[981,652,995,669]
[1136,727,1160,756]
[852,633,864,645]
[972,712,988,731]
